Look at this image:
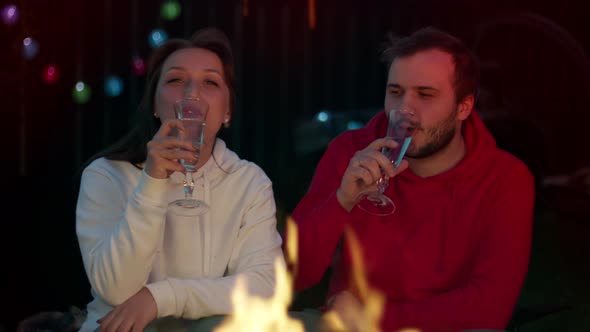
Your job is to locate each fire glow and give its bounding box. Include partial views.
[215,218,421,332]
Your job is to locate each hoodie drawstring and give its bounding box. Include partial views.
[199,171,212,276]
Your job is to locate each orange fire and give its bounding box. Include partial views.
[214,217,303,332]
[319,226,385,332]
[216,218,419,332]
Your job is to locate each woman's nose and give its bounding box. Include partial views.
[184,82,201,99]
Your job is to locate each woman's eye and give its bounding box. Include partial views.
[205,79,219,87]
[167,78,183,84]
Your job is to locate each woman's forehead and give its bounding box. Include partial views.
[162,47,224,74]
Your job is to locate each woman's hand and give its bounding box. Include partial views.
[336,138,409,211]
[144,119,198,179]
[97,287,158,332]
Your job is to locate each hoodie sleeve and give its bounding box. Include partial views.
[76,162,168,306]
[381,162,535,332]
[291,134,359,291]
[145,172,284,319]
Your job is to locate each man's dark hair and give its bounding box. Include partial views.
[381,26,480,103]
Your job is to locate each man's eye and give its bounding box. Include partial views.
[419,92,433,98]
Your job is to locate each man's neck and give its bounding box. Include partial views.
[407,134,466,178]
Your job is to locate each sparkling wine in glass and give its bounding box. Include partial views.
[356,108,417,216]
[169,97,209,215]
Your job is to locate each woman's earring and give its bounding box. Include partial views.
[223,119,230,129]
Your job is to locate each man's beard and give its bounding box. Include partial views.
[406,109,458,159]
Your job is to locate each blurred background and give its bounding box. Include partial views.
[2,0,590,330]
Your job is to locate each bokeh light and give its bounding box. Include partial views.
[104,75,124,97]
[22,37,40,60]
[131,56,146,76]
[42,64,60,84]
[72,81,92,104]
[1,4,19,26]
[316,111,329,123]
[347,121,364,130]
[148,29,168,49]
[161,0,181,21]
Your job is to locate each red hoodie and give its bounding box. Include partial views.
[291,110,535,332]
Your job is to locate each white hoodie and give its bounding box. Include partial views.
[76,139,283,331]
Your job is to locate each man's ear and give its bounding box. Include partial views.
[457,95,474,121]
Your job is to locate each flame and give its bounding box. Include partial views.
[216,217,418,332]
[215,217,303,332]
[319,226,385,332]
[285,216,299,278]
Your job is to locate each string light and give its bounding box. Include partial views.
[72,81,91,104]
[161,0,181,21]
[148,29,168,48]
[131,56,146,76]
[22,37,40,60]
[1,4,19,25]
[42,64,60,84]
[104,75,124,97]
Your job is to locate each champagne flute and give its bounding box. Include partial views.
[169,97,209,215]
[356,108,417,216]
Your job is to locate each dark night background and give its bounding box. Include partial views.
[2,0,590,330]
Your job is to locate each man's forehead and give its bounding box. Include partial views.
[388,49,455,88]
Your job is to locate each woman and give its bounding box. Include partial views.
[76,28,283,332]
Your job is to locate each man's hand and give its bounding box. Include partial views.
[337,138,409,211]
[97,287,158,332]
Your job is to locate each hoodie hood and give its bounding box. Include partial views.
[364,109,497,181]
[354,109,501,284]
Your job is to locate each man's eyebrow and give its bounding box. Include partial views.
[387,84,439,92]
[416,86,439,92]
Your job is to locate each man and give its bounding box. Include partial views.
[291,27,535,332]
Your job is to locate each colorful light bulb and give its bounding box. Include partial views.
[104,75,124,97]
[72,81,91,104]
[161,0,181,21]
[22,37,40,60]
[1,4,19,25]
[42,64,60,84]
[148,29,168,49]
[131,56,146,76]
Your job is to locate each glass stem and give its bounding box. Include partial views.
[376,172,389,194]
[184,171,195,198]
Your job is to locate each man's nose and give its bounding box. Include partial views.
[393,96,416,116]
[399,107,416,116]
